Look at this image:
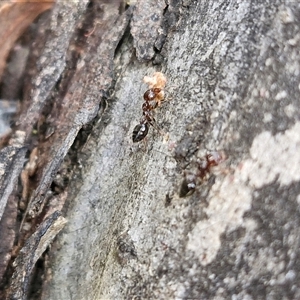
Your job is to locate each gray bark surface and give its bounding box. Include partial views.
[2,0,300,299]
[44,1,300,299]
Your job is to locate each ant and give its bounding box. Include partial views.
[132,72,166,143]
[132,87,164,142]
[179,151,224,197]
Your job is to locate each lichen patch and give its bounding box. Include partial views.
[187,121,300,265]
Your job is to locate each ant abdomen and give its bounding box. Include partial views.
[179,174,196,197]
[132,123,149,143]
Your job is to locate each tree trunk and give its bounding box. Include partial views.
[1,0,300,299]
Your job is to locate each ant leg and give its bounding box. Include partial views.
[149,118,167,140]
[142,136,148,152]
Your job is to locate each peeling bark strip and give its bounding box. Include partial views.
[17,0,89,136]
[25,3,132,220]
[7,211,67,300]
[1,1,132,297]
[0,146,26,221]
[0,147,26,283]
[0,1,89,291]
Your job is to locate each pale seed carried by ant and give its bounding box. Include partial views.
[143,72,167,89]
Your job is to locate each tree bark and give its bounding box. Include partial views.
[2,0,300,299]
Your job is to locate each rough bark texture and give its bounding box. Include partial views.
[2,0,300,299]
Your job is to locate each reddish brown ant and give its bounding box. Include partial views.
[132,73,166,143]
[132,88,164,142]
[179,151,224,197]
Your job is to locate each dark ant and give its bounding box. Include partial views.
[115,232,137,265]
[132,88,164,142]
[132,72,166,143]
[179,151,224,197]
[132,122,149,143]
